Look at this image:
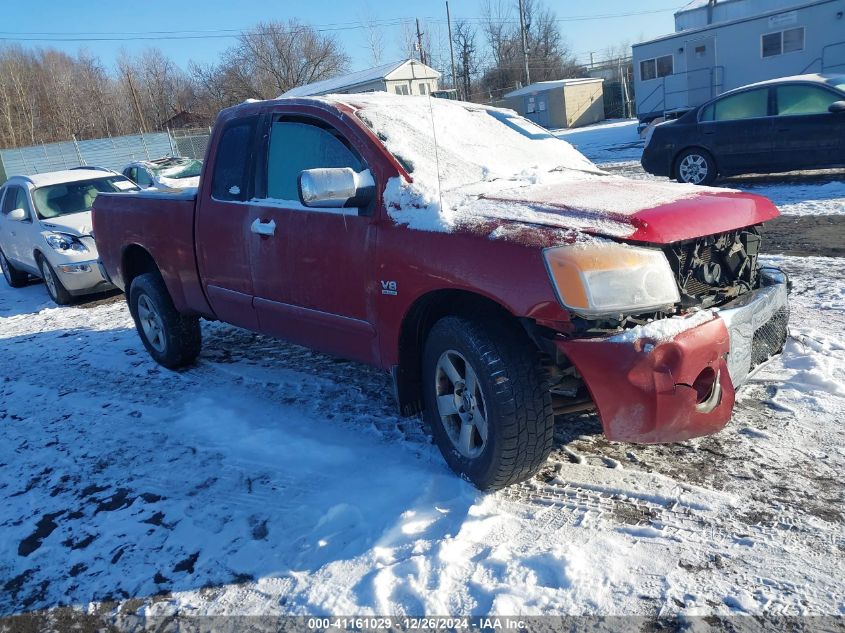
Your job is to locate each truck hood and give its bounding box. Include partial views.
[475,176,779,243]
[40,211,93,237]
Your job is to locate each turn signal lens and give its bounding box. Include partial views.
[543,242,680,317]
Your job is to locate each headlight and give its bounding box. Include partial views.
[543,242,680,317]
[45,233,88,253]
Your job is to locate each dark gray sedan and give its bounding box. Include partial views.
[641,74,845,185]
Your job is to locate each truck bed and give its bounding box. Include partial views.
[93,189,212,317]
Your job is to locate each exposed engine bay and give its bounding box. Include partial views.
[664,228,762,309]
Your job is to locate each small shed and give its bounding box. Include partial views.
[502,78,605,129]
[281,59,441,98]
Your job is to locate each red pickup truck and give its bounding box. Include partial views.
[93,94,789,490]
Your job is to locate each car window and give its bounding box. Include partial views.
[1,186,19,215]
[777,85,841,116]
[211,116,258,202]
[706,89,769,122]
[265,120,363,202]
[135,168,153,188]
[1,186,31,220]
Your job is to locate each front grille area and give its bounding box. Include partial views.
[752,306,790,368]
[664,229,762,308]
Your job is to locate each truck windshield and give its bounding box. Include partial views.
[32,176,138,219]
[349,93,600,191]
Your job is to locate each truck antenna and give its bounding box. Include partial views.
[427,95,445,216]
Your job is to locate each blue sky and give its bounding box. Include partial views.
[0,0,688,72]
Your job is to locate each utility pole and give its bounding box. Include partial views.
[446,2,459,98]
[518,0,531,86]
[416,18,427,65]
[125,70,147,133]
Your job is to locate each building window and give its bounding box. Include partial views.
[419,83,428,95]
[640,54,673,81]
[762,27,805,58]
[394,84,409,95]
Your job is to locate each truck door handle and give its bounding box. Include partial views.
[250,218,276,237]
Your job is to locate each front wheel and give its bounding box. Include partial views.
[0,248,28,288]
[128,272,201,369]
[38,255,73,305]
[675,148,717,185]
[422,315,555,490]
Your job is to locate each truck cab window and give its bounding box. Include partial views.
[266,121,363,202]
[211,116,257,201]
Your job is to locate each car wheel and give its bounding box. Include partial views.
[422,314,555,490]
[675,149,717,185]
[37,255,73,305]
[128,272,201,369]
[0,248,28,288]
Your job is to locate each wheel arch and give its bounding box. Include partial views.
[121,244,161,290]
[393,288,529,417]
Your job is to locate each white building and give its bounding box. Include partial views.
[281,59,440,98]
[633,0,845,122]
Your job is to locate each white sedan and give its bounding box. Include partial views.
[0,168,138,304]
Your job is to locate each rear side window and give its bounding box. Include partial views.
[211,116,258,201]
[265,120,363,202]
[705,89,769,122]
[777,85,841,116]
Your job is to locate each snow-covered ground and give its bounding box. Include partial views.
[1,117,843,621]
[1,259,843,618]
[556,120,845,217]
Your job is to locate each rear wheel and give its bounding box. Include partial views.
[422,315,555,490]
[0,249,28,288]
[675,148,717,185]
[37,255,73,305]
[128,272,201,369]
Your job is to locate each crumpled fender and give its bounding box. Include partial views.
[559,316,736,443]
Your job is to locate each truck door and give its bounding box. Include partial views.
[195,115,261,330]
[247,114,378,363]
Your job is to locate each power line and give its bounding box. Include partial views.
[0,5,685,42]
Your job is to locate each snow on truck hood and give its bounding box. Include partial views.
[326,93,778,241]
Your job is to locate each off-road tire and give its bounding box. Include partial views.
[128,272,201,369]
[37,254,73,305]
[675,148,717,186]
[422,314,555,490]
[0,248,28,288]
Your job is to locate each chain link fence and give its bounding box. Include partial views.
[0,127,212,184]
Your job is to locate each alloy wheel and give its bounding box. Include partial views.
[434,350,489,459]
[137,294,167,353]
[40,260,58,300]
[0,253,10,284]
[679,154,709,184]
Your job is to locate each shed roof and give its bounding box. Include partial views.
[504,78,603,99]
[282,59,440,98]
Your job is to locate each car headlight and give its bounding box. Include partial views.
[543,242,680,317]
[45,233,88,253]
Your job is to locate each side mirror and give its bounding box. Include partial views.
[8,208,27,222]
[829,101,845,114]
[298,168,375,209]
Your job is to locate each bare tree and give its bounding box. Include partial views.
[360,5,386,66]
[453,20,480,101]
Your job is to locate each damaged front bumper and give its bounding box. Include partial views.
[559,270,789,443]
